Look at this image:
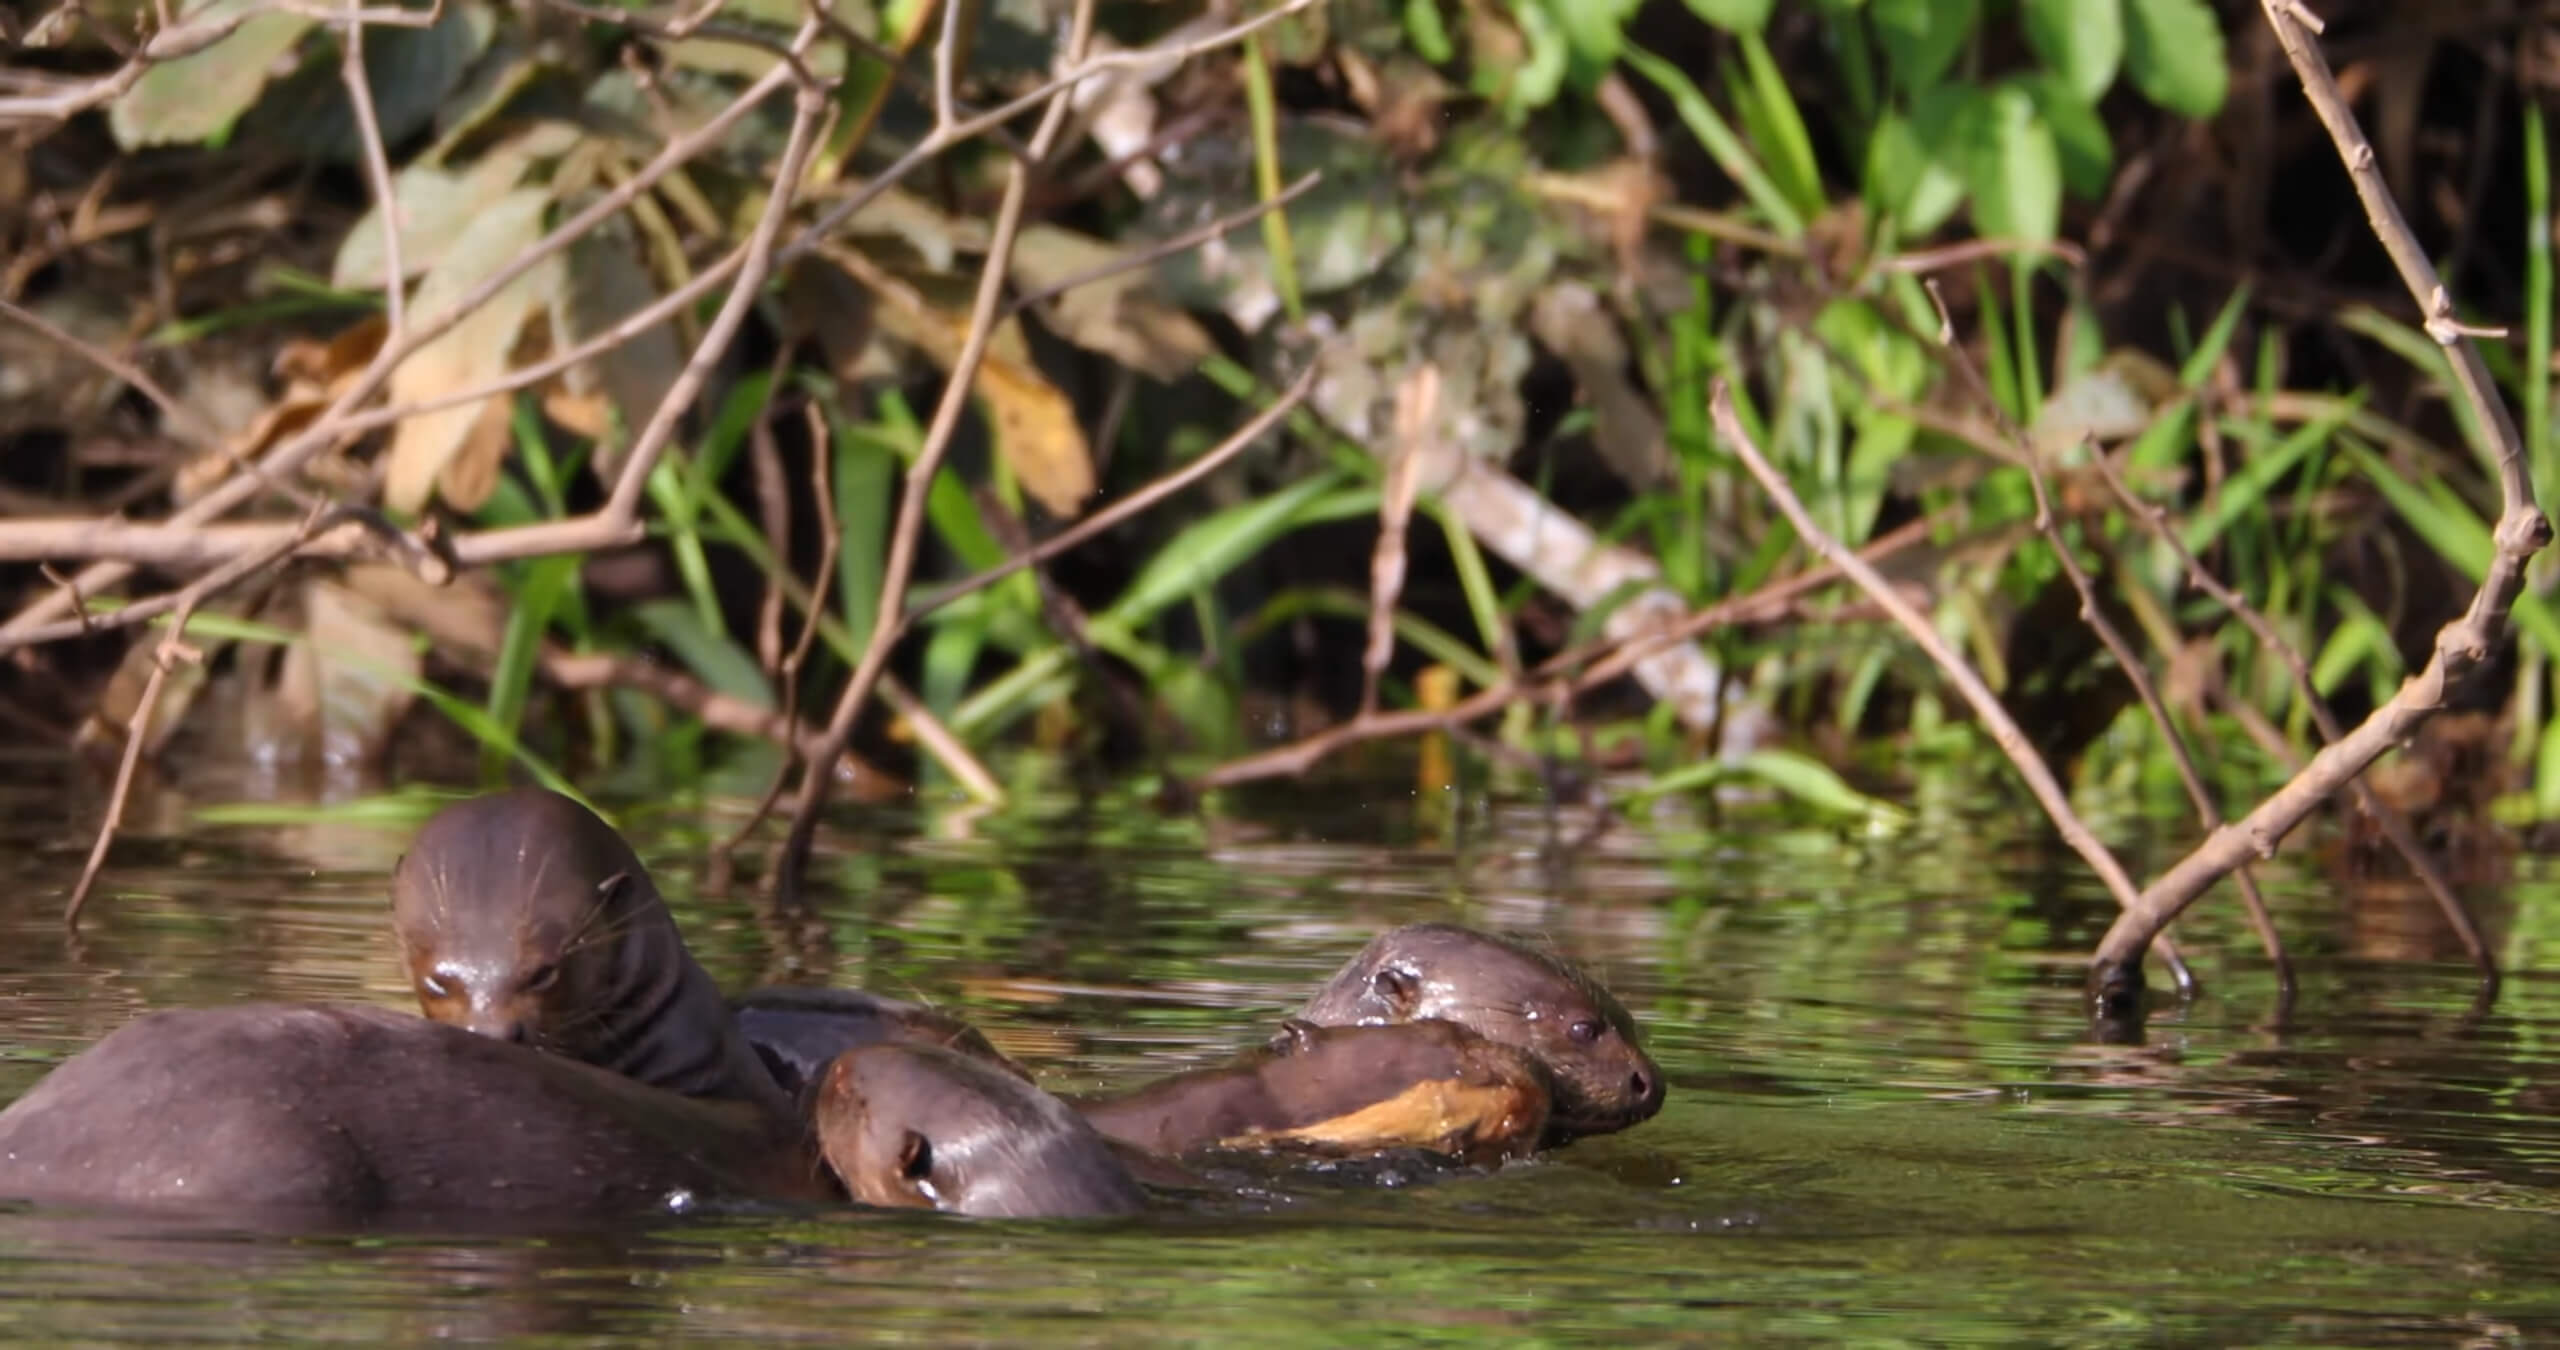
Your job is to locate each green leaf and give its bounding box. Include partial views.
[110,0,316,148]
[2122,0,2227,119]
[1736,31,1824,219]
[2022,0,2122,103]
[2023,74,2114,199]
[1871,0,1978,94]
[1107,473,1358,628]
[1543,0,1642,84]
[1684,0,1775,34]
[1508,0,1572,113]
[1866,87,1976,236]
[629,597,774,712]
[483,555,576,780]
[1404,0,1454,63]
[1625,43,1806,236]
[1735,749,1913,825]
[1964,83,2061,244]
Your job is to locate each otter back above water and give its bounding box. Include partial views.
[732,987,1029,1100]
[0,1004,828,1225]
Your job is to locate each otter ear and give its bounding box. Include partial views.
[1268,1018,1321,1056]
[594,871,635,907]
[897,1130,934,1181]
[1371,965,1421,1014]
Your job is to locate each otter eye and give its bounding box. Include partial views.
[898,1131,934,1181]
[1567,1019,1604,1045]
[523,963,561,994]
[420,972,450,998]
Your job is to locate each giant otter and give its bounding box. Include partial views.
[0,1004,832,1224]
[731,986,1029,1100]
[1075,1019,1552,1166]
[812,1043,1145,1219]
[389,789,790,1116]
[1295,923,1664,1141]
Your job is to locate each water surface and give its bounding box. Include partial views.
[2,753,2556,1344]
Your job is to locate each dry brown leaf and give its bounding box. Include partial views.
[1011,225,1213,381]
[435,392,519,513]
[382,187,563,515]
[540,385,616,441]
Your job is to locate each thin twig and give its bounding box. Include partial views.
[1913,277,2283,996]
[1363,367,1432,718]
[1709,380,2193,985]
[2085,2,2551,1004]
[1,54,808,642]
[2089,448,2490,977]
[339,0,405,340]
[910,362,1315,619]
[1195,515,1942,788]
[64,598,202,929]
[772,0,1106,907]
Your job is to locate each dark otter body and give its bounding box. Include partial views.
[390,789,790,1117]
[1075,1020,1552,1166]
[0,1004,831,1224]
[731,987,1027,1101]
[813,1044,1144,1219]
[1296,923,1664,1142]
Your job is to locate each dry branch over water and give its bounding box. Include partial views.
[2,0,2555,1019]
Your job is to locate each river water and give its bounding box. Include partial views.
[1,752,2555,1344]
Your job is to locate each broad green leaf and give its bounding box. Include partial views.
[2022,0,2122,103]
[1684,0,1776,34]
[1866,88,1975,236]
[1509,0,1572,113]
[2024,74,2114,199]
[1545,0,1642,83]
[2123,0,2228,119]
[1404,0,1454,63]
[110,0,314,148]
[1872,0,1978,94]
[1964,83,2061,244]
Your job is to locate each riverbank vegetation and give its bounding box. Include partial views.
[2,0,2551,1008]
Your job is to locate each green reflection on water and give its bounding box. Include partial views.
[2,769,2559,1343]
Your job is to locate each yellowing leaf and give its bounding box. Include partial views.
[382,187,563,514]
[109,0,315,148]
[975,352,1095,517]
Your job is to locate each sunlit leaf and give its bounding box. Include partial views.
[1871,0,1978,93]
[110,0,315,148]
[1683,0,1775,34]
[1964,83,2061,244]
[2022,0,2122,103]
[2123,0,2228,119]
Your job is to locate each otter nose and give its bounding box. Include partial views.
[461,1011,530,1044]
[1630,1067,1663,1111]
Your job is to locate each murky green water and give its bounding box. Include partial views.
[4,751,2559,1344]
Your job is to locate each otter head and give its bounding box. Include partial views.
[1296,923,1664,1141]
[815,1044,1144,1220]
[390,788,664,1061]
